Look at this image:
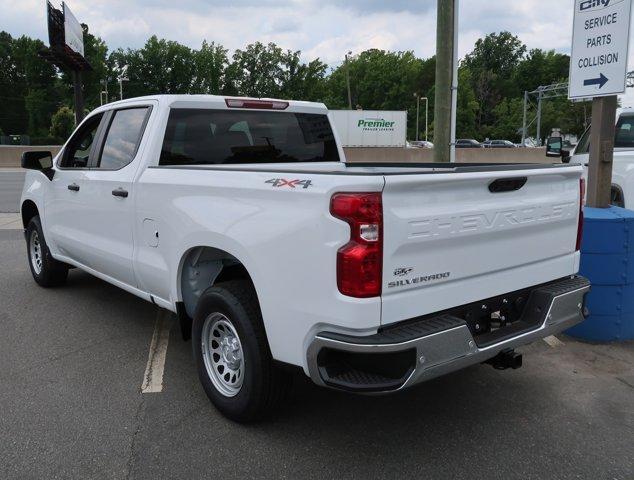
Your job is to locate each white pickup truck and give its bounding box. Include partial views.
[548,108,634,208]
[21,95,589,421]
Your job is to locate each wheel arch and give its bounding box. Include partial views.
[21,199,39,229]
[176,244,259,321]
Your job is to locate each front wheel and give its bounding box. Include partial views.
[25,216,68,287]
[192,280,291,422]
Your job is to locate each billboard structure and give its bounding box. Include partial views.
[39,1,92,123]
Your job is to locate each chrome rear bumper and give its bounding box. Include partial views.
[307,276,590,393]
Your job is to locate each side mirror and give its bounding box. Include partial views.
[545,137,562,158]
[21,151,54,179]
[561,149,571,163]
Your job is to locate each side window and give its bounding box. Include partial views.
[615,116,634,149]
[97,107,149,170]
[59,114,103,168]
[575,127,590,155]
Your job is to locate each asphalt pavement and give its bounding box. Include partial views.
[0,170,25,213]
[0,229,633,479]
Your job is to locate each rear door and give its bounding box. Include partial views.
[380,166,582,325]
[80,105,153,287]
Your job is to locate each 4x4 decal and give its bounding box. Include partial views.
[265,178,313,189]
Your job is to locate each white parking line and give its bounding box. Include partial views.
[543,335,565,348]
[141,309,172,393]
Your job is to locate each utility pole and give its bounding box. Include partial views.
[72,71,84,124]
[449,0,459,162]
[345,51,353,110]
[536,89,542,146]
[433,0,456,163]
[424,96,429,142]
[521,90,528,146]
[100,78,109,105]
[414,93,420,141]
[118,65,128,100]
[586,95,617,207]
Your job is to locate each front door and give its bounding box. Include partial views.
[45,113,105,267]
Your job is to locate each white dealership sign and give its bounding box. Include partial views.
[329,110,407,147]
[63,2,84,57]
[569,0,632,99]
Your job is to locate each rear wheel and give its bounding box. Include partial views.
[192,280,291,422]
[26,216,68,287]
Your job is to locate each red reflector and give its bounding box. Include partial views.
[330,193,383,298]
[576,178,585,251]
[225,98,289,110]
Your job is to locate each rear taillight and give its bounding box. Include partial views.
[330,192,383,298]
[225,98,289,110]
[576,178,585,251]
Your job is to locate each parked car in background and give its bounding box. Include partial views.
[484,140,517,148]
[546,108,634,209]
[21,94,589,422]
[407,140,434,149]
[456,138,483,148]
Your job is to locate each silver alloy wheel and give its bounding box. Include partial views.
[29,229,43,275]
[201,312,245,397]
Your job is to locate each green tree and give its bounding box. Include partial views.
[462,31,527,130]
[224,42,285,97]
[191,41,229,94]
[456,67,479,139]
[278,51,327,101]
[490,97,525,141]
[50,106,75,139]
[117,36,195,97]
[324,50,435,139]
[3,34,60,135]
[513,49,569,93]
[79,24,110,108]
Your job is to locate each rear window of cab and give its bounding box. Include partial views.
[159,108,340,165]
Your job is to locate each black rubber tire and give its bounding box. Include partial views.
[192,280,292,422]
[25,216,68,287]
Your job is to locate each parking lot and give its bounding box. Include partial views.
[1,170,633,479]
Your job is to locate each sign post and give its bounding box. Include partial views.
[39,1,92,125]
[569,0,632,208]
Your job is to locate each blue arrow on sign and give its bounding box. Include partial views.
[583,73,608,88]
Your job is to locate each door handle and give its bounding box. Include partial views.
[111,188,129,198]
[67,183,80,192]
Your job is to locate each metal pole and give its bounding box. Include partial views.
[424,97,429,142]
[72,71,84,124]
[415,94,420,141]
[345,52,352,110]
[433,0,455,163]
[536,89,542,146]
[449,0,459,163]
[586,95,617,208]
[521,90,528,146]
[119,77,123,100]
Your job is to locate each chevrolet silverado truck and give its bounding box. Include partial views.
[21,95,590,421]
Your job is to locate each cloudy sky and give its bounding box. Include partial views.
[2,0,634,105]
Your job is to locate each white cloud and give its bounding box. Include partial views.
[1,0,632,104]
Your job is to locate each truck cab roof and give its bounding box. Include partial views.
[91,94,329,116]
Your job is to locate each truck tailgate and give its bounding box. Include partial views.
[381,166,582,325]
